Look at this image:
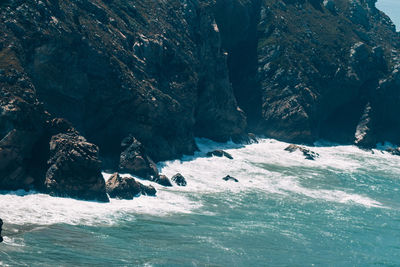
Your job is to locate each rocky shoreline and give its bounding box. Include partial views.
[0,218,3,243]
[0,0,399,202]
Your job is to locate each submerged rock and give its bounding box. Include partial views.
[206,150,233,159]
[106,173,156,200]
[45,133,109,202]
[284,144,319,160]
[222,175,239,182]
[0,218,3,243]
[172,173,187,186]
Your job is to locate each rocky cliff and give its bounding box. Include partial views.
[214,0,399,145]
[0,0,399,200]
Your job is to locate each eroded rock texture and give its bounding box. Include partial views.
[45,132,109,202]
[0,0,399,200]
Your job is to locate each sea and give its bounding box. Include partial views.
[1,137,400,266]
[1,1,400,266]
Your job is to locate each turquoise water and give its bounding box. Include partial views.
[377,0,400,30]
[1,139,400,266]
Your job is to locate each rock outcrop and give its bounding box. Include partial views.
[45,133,109,202]
[0,0,400,201]
[206,150,234,159]
[155,175,173,187]
[285,144,319,160]
[119,136,159,180]
[214,0,399,146]
[106,173,156,200]
[172,173,187,186]
[222,175,239,182]
[0,218,3,243]
[386,147,400,156]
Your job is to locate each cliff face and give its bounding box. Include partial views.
[213,0,399,145]
[0,0,399,199]
[256,0,399,145]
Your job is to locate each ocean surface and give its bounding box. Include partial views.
[1,138,400,266]
[377,0,400,30]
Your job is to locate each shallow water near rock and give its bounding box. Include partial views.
[1,138,400,266]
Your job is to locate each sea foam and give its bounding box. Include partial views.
[1,137,398,227]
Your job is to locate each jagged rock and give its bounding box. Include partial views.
[253,0,399,146]
[106,173,156,199]
[232,133,259,144]
[119,136,159,180]
[140,184,157,196]
[172,173,187,186]
[0,0,246,166]
[354,103,376,148]
[0,67,45,191]
[0,218,3,243]
[222,175,238,182]
[386,147,400,156]
[284,144,319,160]
[206,150,233,159]
[155,175,173,187]
[45,133,109,202]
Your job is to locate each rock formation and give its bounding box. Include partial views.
[222,175,239,182]
[45,132,109,202]
[172,173,187,186]
[0,0,399,200]
[285,144,319,160]
[106,173,156,200]
[0,218,3,243]
[119,136,159,180]
[206,150,234,159]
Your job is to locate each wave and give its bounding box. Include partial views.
[1,137,397,227]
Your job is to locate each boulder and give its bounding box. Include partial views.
[172,173,187,186]
[0,218,3,243]
[206,150,233,159]
[222,175,239,182]
[106,173,157,199]
[140,184,157,196]
[284,144,319,160]
[45,133,109,202]
[155,175,173,187]
[119,136,159,180]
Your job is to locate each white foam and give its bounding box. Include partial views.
[0,188,200,226]
[1,137,397,226]
[159,138,395,208]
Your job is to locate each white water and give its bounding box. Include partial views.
[1,138,397,228]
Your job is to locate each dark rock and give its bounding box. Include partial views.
[106,172,156,199]
[155,175,173,187]
[222,175,239,182]
[206,150,233,159]
[45,133,109,202]
[0,218,3,243]
[284,144,319,161]
[232,133,259,144]
[106,173,140,199]
[252,0,399,146]
[386,147,400,156]
[119,136,159,180]
[140,184,157,196]
[172,173,187,186]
